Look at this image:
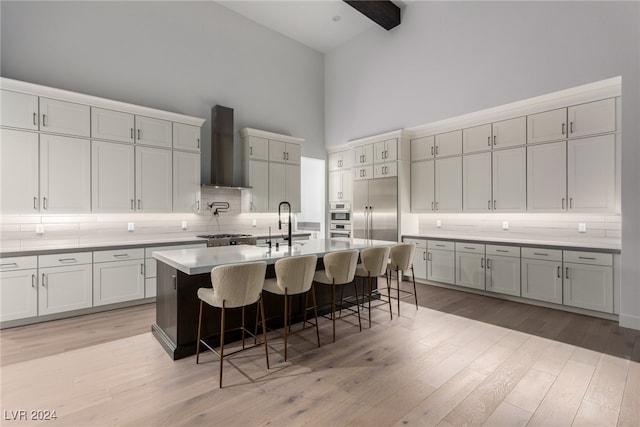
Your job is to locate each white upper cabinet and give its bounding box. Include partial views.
[1,90,39,130]
[173,150,201,213]
[329,170,352,202]
[435,156,462,212]
[135,146,172,212]
[246,136,269,161]
[269,139,300,165]
[411,160,434,212]
[374,138,398,162]
[462,124,492,154]
[135,115,172,148]
[567,98,616,138]
[40,134,91,213]
[374,161,397,178]
[247,159,269,212]
[0,129,39,214]
[492,147,526,212]
[91,107,135,143]
[527,141,567,212]
[353,144,374,166]
[91,141,135,213]
[434,130,462,157]
[492,116,526,148]
[567,135,616,212]
[269,162,300,212]
[411,136,435,161]
[328,150,352,171]
[172,123,200,152]
[40,97,90,137]
[463,152,492,212]
[527,108,567,144]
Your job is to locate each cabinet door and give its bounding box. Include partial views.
[456,252,485,290]
[411,160,434,212]
[40,134,91,213]
[0,269,38,321]
[521,258,563,304]
[39,97,90,137]
[135,146,172,212]
[340,169,352,202]
[427,249,455,285]
[247,136,269,161]
[0,129,39,214]
[413,248,428,280]
[91,107,135,143]
[568,98,615,138]
[269,140,287,163]
[286,163,301,212]
[411,136,435,161]
[354,144,373,166]
[374,162,397,178]
[268,162,286,212]
[173,123,201,152]
[173,150,201,213]
[354,165,373,180]
[567,135,615,212]
[286,142,301,165]
[463,152,492,212]
[375,139,397,162]
[492,147,526,212]
[135,116,172,148]
[1,90,39,130]
[527,141,566,212]
[486,255,520,296]
[462,124,492,154]
[564,262,613,313]
[329,150,351,171]
[248,160,269,212]
[527,108,567,144]
[435,130,462,157]
[93,260,145,306]
[92,141,135,213]
[435,156,462,212]
[492,116,526,148]
[329,171,341,201]
[39,264,92,315]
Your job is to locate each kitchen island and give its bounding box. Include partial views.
[152,238,393,359]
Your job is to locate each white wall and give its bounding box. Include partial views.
[325,1,640,329]
[0,0,326,185]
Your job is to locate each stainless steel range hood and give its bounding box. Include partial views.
[202,105,250,189]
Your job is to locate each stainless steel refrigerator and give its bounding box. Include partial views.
[353,177,398,241]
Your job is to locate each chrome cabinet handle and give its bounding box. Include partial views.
[58,258,77,263]
[488,200,491,210]
[496,249,509,253]
[140,263,145,275]
[43,197,48,210]
[138,199,142,210]
[42,273,46,287]
[131,199,134,210]
[569,198,573,209]
[431,146,434,156]
[137,129,141,140]
[32,274,37,288]
[431,201,434,211]
[435,146,439,155]
[493,135,496,145]
[533,252,548,256]
[249,146,253,156]
[427,252,432,261]
[34,197,38,210]
[557,266,561,278]
[1,263,18,269]
[435,201,439,211]
[172,274,177,290]
[562,198,565,209]
[570,122,574,133]
[562,123,565,135]
[464,246,474,249]
[565,267,569,279]
[114,254,130,259]
[487,136,491,147]
[493,200,496,210]
[423,251,426,260]
[131,128,134,139]
[578,256,596,260]
[481,258,484,268]
[197,138,200,149]
[435,244,445,247]
[42,114,46,127]
[33,113,37,126]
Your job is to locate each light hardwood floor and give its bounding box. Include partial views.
[1,284,639,426]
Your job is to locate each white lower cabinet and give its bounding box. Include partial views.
[485,245,521,296]
[93,249,145,306]
[404,238,427,280]
[427,240,455,285]
[144,243,206,298]
[521,248,563,304]
[38,252,93,316]
[563,250,613,313]
[455,242,485,290]
[0,257,38,322]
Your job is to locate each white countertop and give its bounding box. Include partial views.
[153,238,395,275]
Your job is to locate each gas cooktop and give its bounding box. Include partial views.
[197,234,252,239]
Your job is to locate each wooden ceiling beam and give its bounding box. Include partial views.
[343,1,401,31]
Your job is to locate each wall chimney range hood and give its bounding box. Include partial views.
[203,105,250,189]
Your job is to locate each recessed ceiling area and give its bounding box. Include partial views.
[217,1,403,54]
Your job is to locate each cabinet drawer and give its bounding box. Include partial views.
[0,256,38,271]
[455,242,485,254]
[39,252,92,268]
[428,240,455,251]
[403,238,427,249]
[521,247,562,262]
[486,245,520,258]
[563,250,612,266]
[94,248,144,263]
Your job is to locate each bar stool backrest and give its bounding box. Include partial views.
[360,246,391,277]
[274,255,318,294]
[322,249,359,284]
[209,261,267,308]
[389,243,416,271]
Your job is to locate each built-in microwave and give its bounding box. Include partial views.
[329,202,350,211]
[330,222,351,231]
[330,211,351,221]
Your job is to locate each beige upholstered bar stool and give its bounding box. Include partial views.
[355,246,392,327]
[262,254,320,361]
[196,261,269,388]
[386,243,418,317]
[313,249,360,343]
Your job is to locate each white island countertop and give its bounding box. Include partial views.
[153,238,395,275]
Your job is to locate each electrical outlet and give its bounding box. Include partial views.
[252,219,257,227]
[127,222,135,232]
[578,223,587,233]
[436,219,442,228]
[502,221,509,230]
[35,224,44,234]
[181,221,188,230]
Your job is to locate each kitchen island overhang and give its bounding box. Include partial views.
[151,239,394,360]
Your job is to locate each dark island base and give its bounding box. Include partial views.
[153,260,378,360]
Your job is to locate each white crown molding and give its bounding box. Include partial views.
[1,77,206,127]
[347,129,408,147]
[239,127,304,144]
